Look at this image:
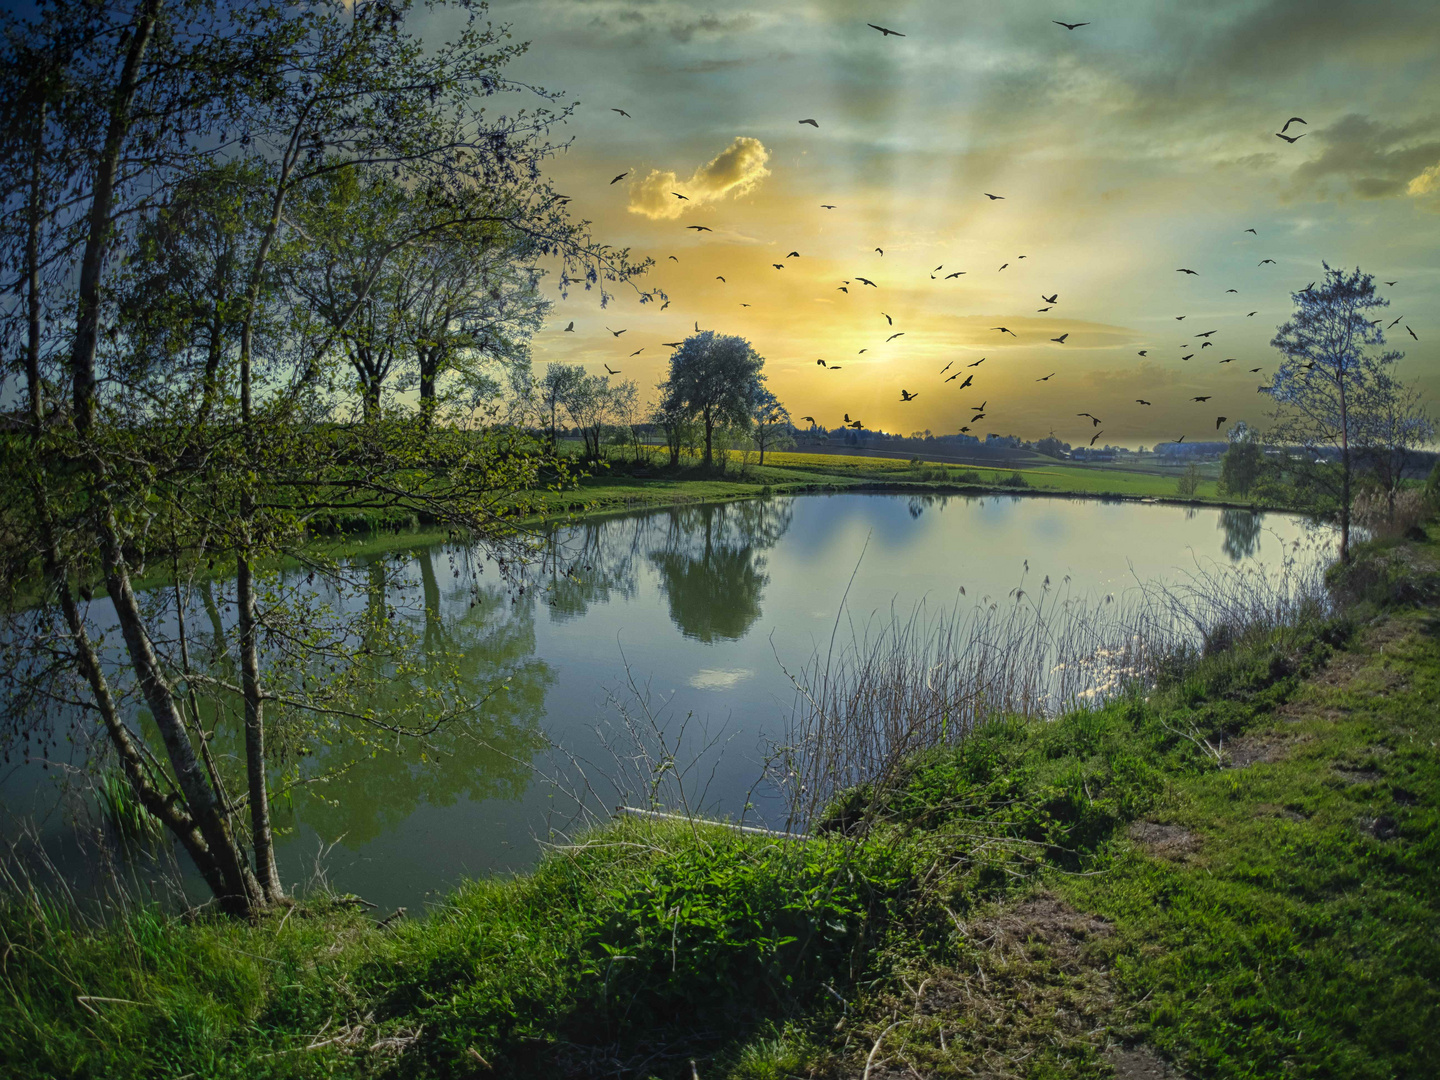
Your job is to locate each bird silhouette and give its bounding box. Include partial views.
[604,364,620,375]
[945,271,966,279]
[816,359,827,366]
[1181,354,1194,361]
[1051,333,1069,344]
[868,23,905,36]
[1176,268,1199,275]
[695,321,701,331]
[1037,307,1052,312]
[1408,326,1419,340]
[607,327,626,337]
[1037,372,1056,381]
[875,247,884,256]
[772,263,784,269]
[564,321,574,332]
[971,401,987,412]
[1387,316,1404,328]
[740,302,751,307]
[1138,350,1148,357]
[1136,399,1151,405]
[968,359,986,369]
[1225,288,1238,293]
[992,327,1016,336]
[630,348,644,356]
[945,372,961,382]
[887,332,904,342]
[1275,132,1305,143]
[672,192,689,200]
[882,312,893,324]
[899,389,918,401]
[1042,293,1058,303]
[1192,396,1211,402]
[801,415,816,424]
[1280,117,1306,133]
[1175,315,1186,320]
[687,225,712,231]
[1259,259,1275,265]
[1247,311,1257,316]
[1249,367,1263,373]
[998,262,1009,271]
[1078,412,1101,426]
[1201,342,1214,348]
[1384,280,1398,286]
[830,365,842,371]
[1215,416,1227,429]
[668,255,679,261]
[849,419,863,429]
[799,118,819,127]
[662,341,683,347]
[1054,20,1090,29]
[611,108,631,117]
[821,204,836,209]
[1244,228,1258,234]
[716,275,726,282]
[971,413,986,423]
[787,251,800,258]
[958,374,974,389]
[1219,357,1233,363]
[856,277,877,287]
[940,361,953,374]
[984,192,1005,200]
[837,286,848,293]
[1089,431,1104,446]
[610,171,629,184]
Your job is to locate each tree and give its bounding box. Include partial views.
[750,386,793,466]
[1219,422,1264,497]
[0,0,645,916]
[1358,378,1434,524]
[1264,265,1403,562]
[659,332,765,467]
[561,371,636,461]
[1035,435,1067,459]
[1176,463,1203,498]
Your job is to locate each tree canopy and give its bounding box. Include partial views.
[659,332,765,467]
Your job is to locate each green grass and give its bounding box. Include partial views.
[4,529,1435,1079]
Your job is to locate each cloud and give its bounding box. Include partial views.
[1289,113,1440,200]
[1409,160,1440,195]
[628,136,771,219]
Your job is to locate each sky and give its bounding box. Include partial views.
[448,1,1437,445]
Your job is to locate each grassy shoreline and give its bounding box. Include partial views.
[3,524,1436,1077]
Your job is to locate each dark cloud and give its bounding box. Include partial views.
[1288,113,1440,200]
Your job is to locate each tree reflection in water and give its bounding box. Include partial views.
[648,500,794,642]
[1219,509,1263,562]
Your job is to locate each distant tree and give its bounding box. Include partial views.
[751,387,793,466]
[1176,462,1203,498]
[1264,265,1404,561]
[1219,421,1264,497]
[562,373,636,461]
[660,332,765,467]
[538,363,585,446]
[1035,435,1067,459]
[1358,379,1434,525]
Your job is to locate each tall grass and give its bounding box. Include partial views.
[773,532,1334,830]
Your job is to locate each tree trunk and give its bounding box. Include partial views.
[238,556,284,903]
[703,410,714,468]
[419,347,438,427]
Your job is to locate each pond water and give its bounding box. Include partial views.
[2,494,1332,913]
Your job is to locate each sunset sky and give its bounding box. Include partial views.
[471,0,1438,447]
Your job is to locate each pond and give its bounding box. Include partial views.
[2,494,1332,913]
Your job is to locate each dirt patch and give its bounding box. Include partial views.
[1333,765,1383,784]
[1127,821,1201,859]
[1223,733,1296,769]
[836,893,1119,1079]
[1108,1044,1191,1079]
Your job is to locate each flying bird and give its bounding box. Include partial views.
[606,327,626,337]
[970,401,987,412]
[968,357,986,367]
[887,332,904,342]
[1196,330,1217,337]
[604,364,620,375]
[971,412,985,422]
[1225,288,1238,293]
[662,341,683,347]
[945,371,961,382]
[1408,325,1419,340]
[772,263,784,269]
[687,225,712,231]
[1037,372,1056,381]
[868,23,905,36]
[1275,132,1306,143]
[668,256,679,261]
[1200,342,1214,348]
[1078,412,1101,426]
[611,108,630,117]
[1181,354,1194,361]
[1089,431,1104,446]
[716,275,726,282]
[837,286,848,293]
[1219,357,1233,363]
[992,327,1016,336]
[856,277,877,287]
[1037,307,1052,312]
[1280,117,1306,133]
[882,312,893,324]
[984,192,1005,200]
[1247,311,1257,316]
[1384,280,1398,286]
[1136,399,1151,405]
[1259,259,1275,265]
[1051,333,1069,344]
[945,271,966,279]
[1244,228,1257,234]
[799,118,819,127]
[899,389,918,401]
[1054,20,1090,29]
[1176,268,1199,275]
[787,251,800,258]
[629,348,644,356]
[672,192,688,200]
[801,415,816,424]
[998,262,1009,271]
[1249,367,1263,373]
[940,361,953,374]
[1042,293,1058,303]
[563,321,574,332]
[959,374,974,389]
[1215,416,1227,429]
[1387,315,1405,328]
[1192,396,1211,402]
[1175,315,1186,320]
[610,171,629,184]
[821,204,837,209]
[875,247,884,256]
[1138,350,1148,357]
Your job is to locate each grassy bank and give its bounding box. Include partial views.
[3,530,1436,1079]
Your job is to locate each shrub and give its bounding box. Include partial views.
[1353,487,1428,540]
[1005,471,1028,488]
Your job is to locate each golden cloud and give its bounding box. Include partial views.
[1408,160,1440,195]
[628,136,771,220]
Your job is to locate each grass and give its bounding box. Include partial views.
[3,528,1436,1078]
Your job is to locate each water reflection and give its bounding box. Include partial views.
[1219,509,1263,562]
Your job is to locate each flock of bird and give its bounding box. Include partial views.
[561,19,1419,449]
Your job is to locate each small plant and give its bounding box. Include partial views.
[97,771,164,847]
[1005,471,1028,487]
